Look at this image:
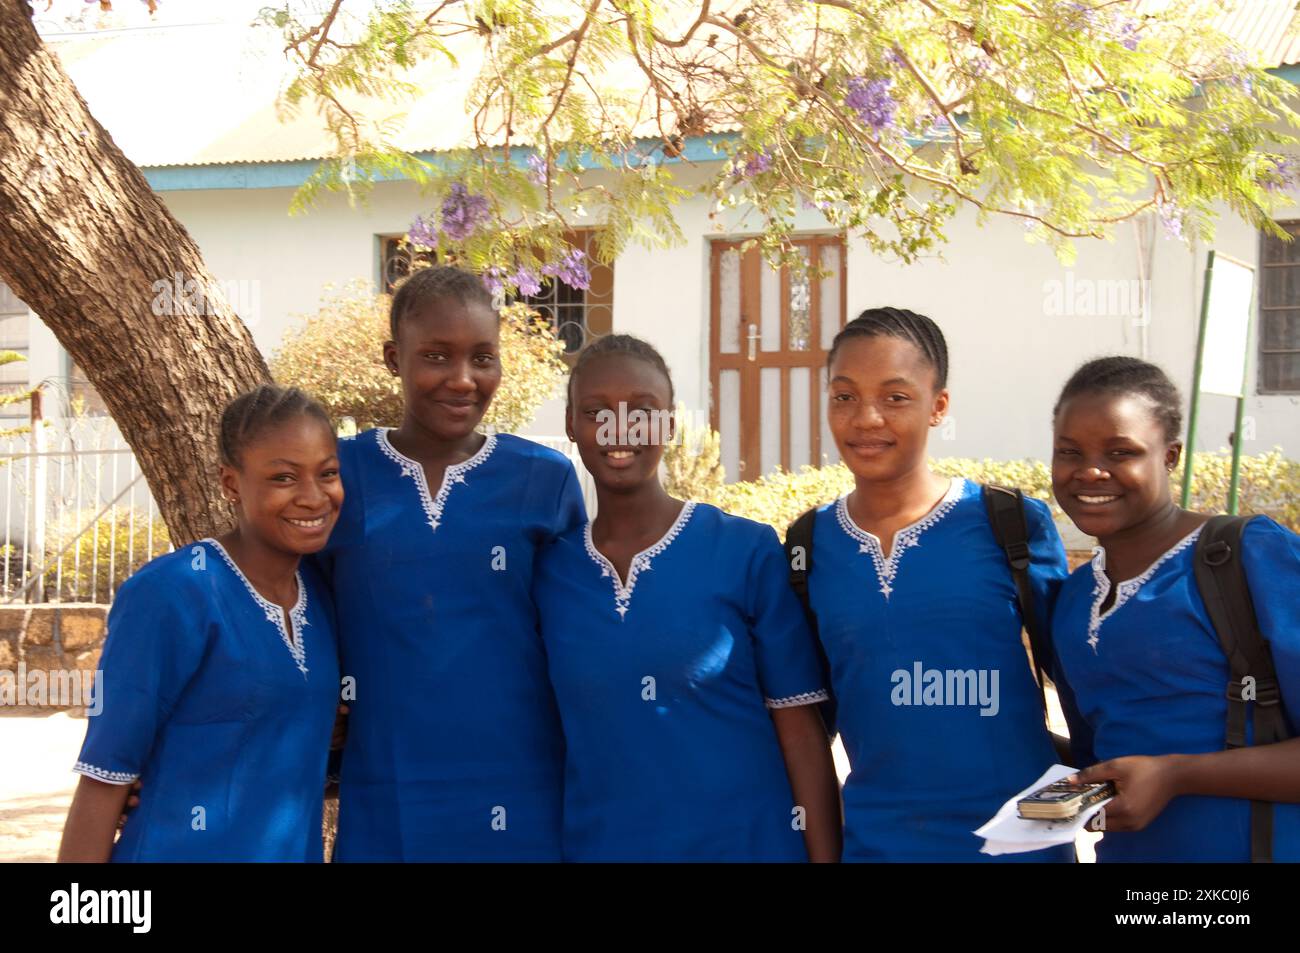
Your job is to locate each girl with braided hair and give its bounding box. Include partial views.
[801,307,1072,862]
[59,385,344,861]
[532,334,841,861]
[314,265,585,862]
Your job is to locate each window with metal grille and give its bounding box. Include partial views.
[1260,222,1300,393]
[377,230,613,359]
[379,236,437,295]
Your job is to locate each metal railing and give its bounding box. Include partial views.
[0,421,591,606]
[0,417,168,604]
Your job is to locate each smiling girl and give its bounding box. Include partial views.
[799,307,1071,862]
[58,385,343,862]
[533,335,840,861]
[1049,356,1300,862]
[316,266,585,862]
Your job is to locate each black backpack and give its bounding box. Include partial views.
[786,500,1292,862]
[1193,515,1293,863]
[784,484,1061,750]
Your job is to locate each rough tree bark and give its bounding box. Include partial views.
[0,0,270,544]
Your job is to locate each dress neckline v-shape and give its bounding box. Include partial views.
[583,502,697,620]
[376,427,497,532]
[834,477,966,599]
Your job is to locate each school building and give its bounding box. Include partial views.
[5,6,1299,484]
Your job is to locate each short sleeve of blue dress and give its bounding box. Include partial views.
[535,502,827,861]
[74,541,340,862]
[808,477,1072,862]
[746,524,829,708]
[75,557,212,787]
[323,430,584,861]
[1050,516,1300,862]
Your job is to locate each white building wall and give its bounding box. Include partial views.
[26,168,1300,464]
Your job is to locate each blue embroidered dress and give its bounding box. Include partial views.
[1052,516,1300,862]
[316,429,585,861]
[74,539,339,862]
[806,477,1072,862]
[534,502,828,861]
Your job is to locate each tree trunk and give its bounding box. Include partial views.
[0,0,270,544]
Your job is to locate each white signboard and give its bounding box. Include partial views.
[1198,254,1255,398]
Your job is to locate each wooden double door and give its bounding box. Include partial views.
[709,235,847,481]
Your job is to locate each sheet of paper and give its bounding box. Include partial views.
[973,763,1112,856]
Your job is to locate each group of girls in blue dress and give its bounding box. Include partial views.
[59,266,1300,863]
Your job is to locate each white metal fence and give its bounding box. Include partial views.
[0,418,168,604]
[0,424,591,606]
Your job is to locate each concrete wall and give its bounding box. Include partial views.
[0,605,106,712]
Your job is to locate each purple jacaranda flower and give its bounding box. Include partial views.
[1223,47,1253,93]
[407,214,439,248]
[1065,1,1098,30]
[1118,20,1140,51]
[482,266,506,297]
[884,47,906,68]
[542,247,591,290]
[440,183,492,241]
[1263,156,1299,193]
[526,153,549,186]
[737,148,774,179]
[845,76,897,133]
[1157,199,1184,240]
[514,267,543,297]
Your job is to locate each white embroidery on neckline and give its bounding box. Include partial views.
[583,502,697,621]
[377,428,496,533]
[1085,524,1205,654]
[833,478,966,599]
[202,538,309,677]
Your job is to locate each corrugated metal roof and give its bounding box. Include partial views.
[1139,0,1300,69]
[45,1,1300,170]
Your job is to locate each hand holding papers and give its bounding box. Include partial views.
[975,764,1114,856]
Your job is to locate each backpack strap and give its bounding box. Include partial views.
[786,508,818,636]
[1193,515,1291,863]
[982,485,1051,706]
[784,507,837,738]
[981,484,1075,765]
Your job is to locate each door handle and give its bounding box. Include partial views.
[746,322,759,362]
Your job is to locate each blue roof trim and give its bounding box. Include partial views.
[143,135,739,192]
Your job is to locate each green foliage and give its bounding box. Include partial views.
[36,507,172,602]
[665,420,1300,537]
[264,1,1300,276]
[269,280,567,433]
[0,350,35,439]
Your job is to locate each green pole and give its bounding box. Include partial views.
[1226,275,1255,514]
[1227,395,1246,514]
[1182,251,1216,509]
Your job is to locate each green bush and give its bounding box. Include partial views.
[664,421,1300,538]
[37,508,171,602]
